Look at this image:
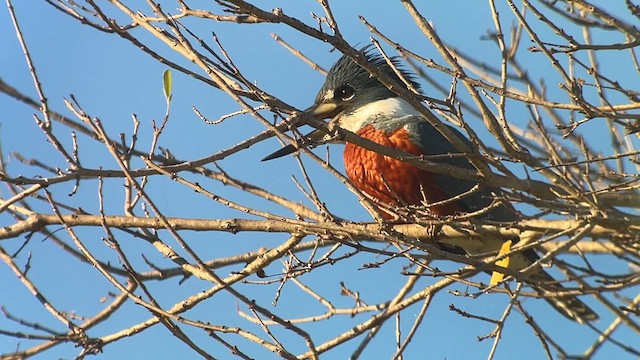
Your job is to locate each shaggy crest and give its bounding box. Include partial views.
[315,47,421,106]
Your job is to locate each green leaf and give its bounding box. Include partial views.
[162,69,172,102]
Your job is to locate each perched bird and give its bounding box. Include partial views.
[262,48,598,323]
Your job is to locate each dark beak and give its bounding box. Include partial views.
[261,102,341,161]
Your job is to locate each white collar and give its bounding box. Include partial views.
[337,97,421,132]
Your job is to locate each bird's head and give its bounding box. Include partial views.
[262,47,420,161]
[308,48,421,123]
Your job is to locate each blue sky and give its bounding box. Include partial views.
[1,1,639,359]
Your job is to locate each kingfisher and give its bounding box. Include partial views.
[262,48,598,323]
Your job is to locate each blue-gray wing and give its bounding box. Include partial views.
[400,116,515,222]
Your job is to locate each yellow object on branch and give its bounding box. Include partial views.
[490,240,512,286]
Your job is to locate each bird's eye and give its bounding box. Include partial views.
[334,84,356,101]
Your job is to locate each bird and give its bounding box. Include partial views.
[262,47,598,324]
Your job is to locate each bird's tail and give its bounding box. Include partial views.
[439,237,599,323]
[526,267,599,324]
